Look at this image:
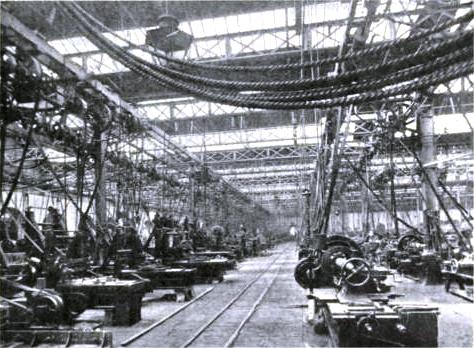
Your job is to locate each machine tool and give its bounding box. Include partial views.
[295,235,440,347]
[294,235,390,292]
[0,278,67,324]
[316,293,439,347]
[157,227,235,283]
[383,234,426,278]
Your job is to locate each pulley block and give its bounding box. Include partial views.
[397,234,423,251]
[27,290,65,324]
[294,257,322,289]
[63,292,89,317]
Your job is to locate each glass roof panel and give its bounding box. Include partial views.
[49,36,97,55]
[225,15,240,34]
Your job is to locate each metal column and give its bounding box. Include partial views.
[93,125,107,233]
[418,108,440,251]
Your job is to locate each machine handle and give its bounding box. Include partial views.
[339,257,371,287]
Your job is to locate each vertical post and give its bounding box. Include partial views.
[418,107,439,251]
[340,201,346,234]
[418,106,442,284]
[189,166,196,222]
[361,166,371,235]
[389,127,400,238]
[93,124,107,233]
[0,121,6,205]
[221,187,228,228]
[302,189,311,239]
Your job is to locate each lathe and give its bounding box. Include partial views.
[382,233,426,278]
[294,235,391,292]
[95,256,198,302]
[316,293,439,347]
[155,228,235,283]
[0,277,113,347]
[295,235,440,347]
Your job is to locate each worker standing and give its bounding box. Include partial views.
[239,224,247,257]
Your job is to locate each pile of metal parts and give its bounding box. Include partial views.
[294,235,440,347]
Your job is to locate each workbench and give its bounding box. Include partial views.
[56,277,147,326]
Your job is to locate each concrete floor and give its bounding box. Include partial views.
[74,242,473,347]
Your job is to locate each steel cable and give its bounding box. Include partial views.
[63,2,472,92]
[69,1,473,73]
[247,46,472,102]
[60,3,474,110]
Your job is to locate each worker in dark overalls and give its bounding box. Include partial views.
[212,226,224,251]
[239,225,247,257]
[150,212,164,259]
[166,214,174,228]
[189,220,197,251]
[110,220,142,267]
[252,232,260,257]
[44,207,65,235]
[124,225,142,267]
[24,207,43,255]
[67,218,92,259]
[42,207,58,255]
[182,216,189,232]
[110,224,126,255]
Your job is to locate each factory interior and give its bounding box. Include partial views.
[0,1,473,347]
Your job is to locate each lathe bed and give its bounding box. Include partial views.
[123,266,196,301]
[168,258,233,283]
[309,289,439,347]
[325,301,438,347]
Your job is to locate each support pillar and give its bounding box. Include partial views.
[361,170,371,236]
[189,166,196,223]
[302,189,311,242]
[419,108,440,251]
[0,120,6,205]
[418,107,442,284]
[93,125,107,234]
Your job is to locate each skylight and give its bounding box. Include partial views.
[46,1,452,76]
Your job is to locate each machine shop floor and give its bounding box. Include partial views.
[75,243,324,347]
[75,243,472,347]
